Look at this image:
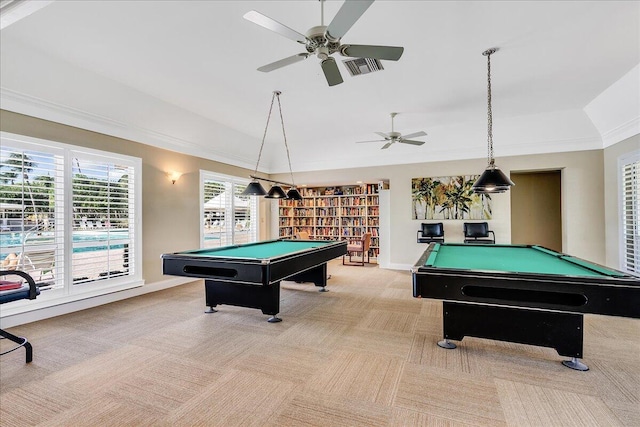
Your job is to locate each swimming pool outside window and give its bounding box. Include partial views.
[0,132,142,306]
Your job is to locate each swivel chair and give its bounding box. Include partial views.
[0,270,39,363]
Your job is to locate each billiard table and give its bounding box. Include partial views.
[162,239,347,322]
[412,243,640,370]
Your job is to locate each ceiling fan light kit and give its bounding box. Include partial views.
[472,48,515,194]
[241,91,303,201]
[243,0,404,87]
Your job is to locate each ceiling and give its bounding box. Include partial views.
[0,1,638,174]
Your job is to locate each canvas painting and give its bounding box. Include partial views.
[411,175,492,220]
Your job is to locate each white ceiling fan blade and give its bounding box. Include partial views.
[340,44,404,61]
[326,0,375,40]
[374,132,389,139]
[399,139,426,146]
[243,10,308,44]
[257,53,310,72]
[321,57,343,86]
[356,139,386,143]
[381,142,393,150]
[401,131,427,140]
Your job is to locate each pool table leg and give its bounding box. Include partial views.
[204,279,281,322]
[562,357,589,371]
[441,302,589,370]
[205,306,218,313]
[437,338,457,349]
[288,263,329,292]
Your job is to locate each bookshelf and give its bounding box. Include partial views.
[278,184,381,259]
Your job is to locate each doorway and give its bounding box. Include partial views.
[510,170,562,252]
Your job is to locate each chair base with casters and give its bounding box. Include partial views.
[0,270,39,363]
[343,233,372,266]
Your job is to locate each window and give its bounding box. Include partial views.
[201,171,258,248]
[0,132,142,305]
[620,151,640,276]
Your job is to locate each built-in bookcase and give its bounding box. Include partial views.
[278,184,380,259]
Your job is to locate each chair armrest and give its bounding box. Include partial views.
[488,230,495,242]
[0,270,38,300]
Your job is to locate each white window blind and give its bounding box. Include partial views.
[201,172,258,248]
[71,154,136,284]
[1,132,141,308]
[0,145,64,290]
[621,152,639,275]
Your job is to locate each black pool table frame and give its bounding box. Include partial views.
[162,239,347,322]
[412,243,640,371]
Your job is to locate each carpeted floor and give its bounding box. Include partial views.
[1,260,639,426]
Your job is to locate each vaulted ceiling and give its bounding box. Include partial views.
[1,1,638,173]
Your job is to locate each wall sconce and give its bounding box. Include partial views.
[167,171,183,185]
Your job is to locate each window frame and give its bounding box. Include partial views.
[618,149,640,276]
[199,170,258,248]
[0,131,143,315]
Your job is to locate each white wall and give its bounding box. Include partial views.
[272,149,605,269]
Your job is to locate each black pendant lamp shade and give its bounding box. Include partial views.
[245,91,301,200]
[472,162,515,194]
[241,180,268,196]
[286,187,303,200]
[472,48,514,195]
[265,185,287,199]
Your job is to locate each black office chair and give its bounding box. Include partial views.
[0,270,39,363]
[417,222,445,243]
[463,222,495,244]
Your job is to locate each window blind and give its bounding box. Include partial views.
[621,154,639,275]
[71,155,136,284]
[201,172,258,248]
[0,146,64,290]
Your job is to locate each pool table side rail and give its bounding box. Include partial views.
[413,270,640,318]
[414,243,640,284]
[171,239,338,263]
[162,240,347,286]
[412,243,640,319]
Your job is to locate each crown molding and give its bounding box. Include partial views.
[0,87,260,172]
[601,116,640,148]
[0,0,54,30]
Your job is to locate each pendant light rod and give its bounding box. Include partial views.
[483,48,497,167]
[242,90,302,200]
[472,47,514,194]
[274,91,297,189]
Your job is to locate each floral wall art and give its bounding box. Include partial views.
[411,175,492,220]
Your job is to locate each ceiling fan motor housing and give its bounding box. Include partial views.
[305,25,340,57]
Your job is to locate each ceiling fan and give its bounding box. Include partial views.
[356,113,427,149]
[243,0,404,87]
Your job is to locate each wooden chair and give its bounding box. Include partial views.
[417,222,445,243]
[294,231,310,240]
[343,233,372,266]
[463,222,495,244]
[0,270,40,362]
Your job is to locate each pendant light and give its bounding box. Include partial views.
[472,48,515,194]
[241,91,302,200]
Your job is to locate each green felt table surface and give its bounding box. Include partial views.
[425,244,624,278]
[179,240,335,260]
